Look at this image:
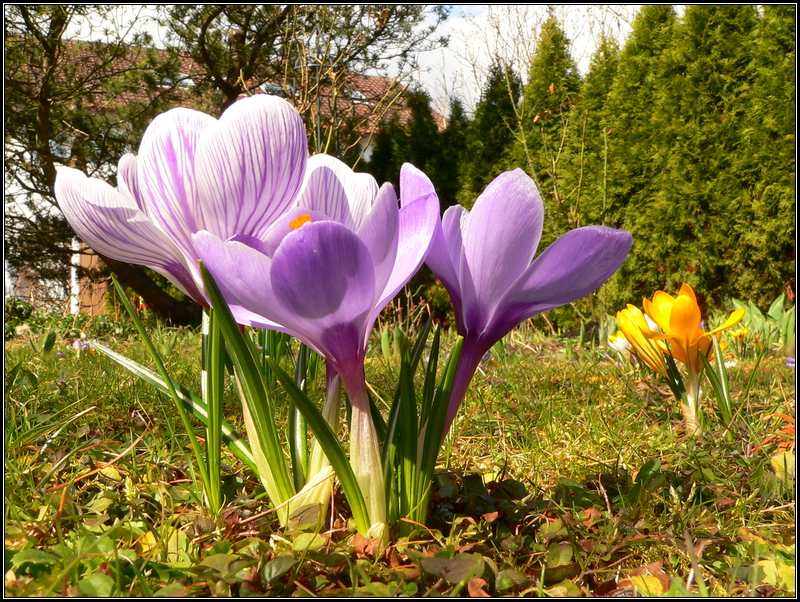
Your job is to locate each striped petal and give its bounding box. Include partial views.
[296,154,352,226]
[55,166,200,301]
[195,95,308,240]
[348,172,382,229]
[137,107,215,254]
[117,153,142,209]
[296,154,379,229]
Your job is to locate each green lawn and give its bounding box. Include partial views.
[4,322,795,597]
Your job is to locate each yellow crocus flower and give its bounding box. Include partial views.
[729,327,749,342]
[642,283,744,373]
[616,304,669,375]
[641,282,745,434]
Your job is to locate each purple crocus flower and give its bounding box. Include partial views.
[54,95,308,308]
[72,339,91,351]
[426,169,633,433]
[193,161,440,531]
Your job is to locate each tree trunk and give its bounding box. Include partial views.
[102,257,201,326]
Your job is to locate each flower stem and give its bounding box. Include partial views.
[683,364,702,436]
[442,339,486,437]
[340,365,386,538]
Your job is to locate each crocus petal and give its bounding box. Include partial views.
[117,153,141,208]
[296,154,379,229]
[295,154,352,226]
[270,221,376,364]
[498,226,633,330]
[55,166,200,300]
[698,335,713,359]
[399,162,437,208]
[669,294,702,341]
[417,155,469,297]
[665,335,690,366]
[195,95,308,240]
[192,230,293,332]
[644,292,674,332]
[259,207,330,256]
[356,183,399,297]
[463,169,544,323]
[679,282,698,304]
[348,172,381,229]
[369,178,440,323]
[608,331,631,353]
[617,305,667,375]
[137,107,215,253]
[427,204,475,334]
[669,294,701,363]
[426,213,459,299]
[408,161,472,329]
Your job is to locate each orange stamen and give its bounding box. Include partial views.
[290,212,312,230]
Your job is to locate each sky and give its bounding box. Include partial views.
[413,4,643,114]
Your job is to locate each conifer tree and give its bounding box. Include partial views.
[726,5,796,306]
[601,5,677,307]
[404,89,443,177]
[366,117,405,188]
[543,36,622,327]
[509,16,581,246]
[596,5,793,314]
[365,123,392,181]
[564,35,620,228]
[634,6,759,307]
[365,88,440,191]
[458,61,521,207]
[434,98,469,211]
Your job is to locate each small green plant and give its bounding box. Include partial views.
[4,298,34,339]
[731,292,795,357]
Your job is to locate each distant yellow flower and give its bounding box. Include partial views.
[616,305,669,375]
[729,326,749,342]
[643,283,744,374]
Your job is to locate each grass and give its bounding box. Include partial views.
[4,318,795,597]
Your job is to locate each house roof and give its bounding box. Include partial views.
[45,39,447,136]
